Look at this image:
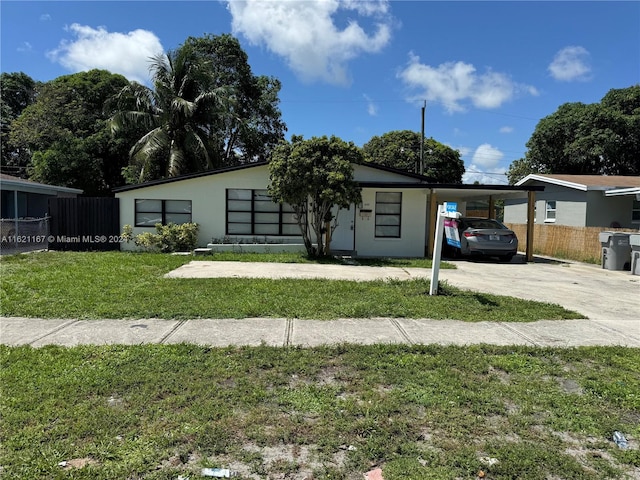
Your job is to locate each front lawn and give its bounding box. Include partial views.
[0,251,582,321]
[1,344,638,479]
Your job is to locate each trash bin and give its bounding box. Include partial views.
[599,232,631,271]
[630,234,640,276]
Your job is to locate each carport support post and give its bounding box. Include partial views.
[488,196,495,219]
[526,190,535,262]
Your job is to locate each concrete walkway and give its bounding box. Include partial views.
[2,255,638,348]
[1,316,639,348]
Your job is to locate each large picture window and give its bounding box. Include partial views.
[135,199,192,227]
[226,189,299,236]
[375,192,402,238]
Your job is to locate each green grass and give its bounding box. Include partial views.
[1,344,638,479]
[0,251,581,321]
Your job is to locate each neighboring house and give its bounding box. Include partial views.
[0,174,83,219]
[504,174,640,230]
[114,162,542,258]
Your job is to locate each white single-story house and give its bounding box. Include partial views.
[0,173,82,219]
[504,174,640,230]
[114,162,543,258]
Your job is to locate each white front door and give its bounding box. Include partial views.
[330,205,355,251]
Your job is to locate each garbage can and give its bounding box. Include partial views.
[630,234,640,276]
[599,232,631,271]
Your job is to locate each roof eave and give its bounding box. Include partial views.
[515,174,587,191]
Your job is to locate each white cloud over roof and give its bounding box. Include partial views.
[47,24,164,84]
[548,46,592,82]
[227,0,392,86]
[463,143,507,184]
[398,53,538,113]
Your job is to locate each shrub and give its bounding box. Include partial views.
[121,223,199,253]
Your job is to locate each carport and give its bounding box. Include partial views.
[426,184,544,261]
[359,181,544,261]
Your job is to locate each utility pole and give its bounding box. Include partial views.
[419,100,426,175]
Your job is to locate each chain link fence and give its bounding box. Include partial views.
[0,217,50,255]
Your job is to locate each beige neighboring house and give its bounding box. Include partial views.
[504,174,640,230]
[114,162,542,258]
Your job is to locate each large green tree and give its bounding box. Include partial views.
[9,69,132,195]
[362,130,465,183]
[268,135,362,257]
[184,34,286,165]
[507,85,640,184]
[109,44,231,182]
[110,34,286,183]
[1,72,39,177]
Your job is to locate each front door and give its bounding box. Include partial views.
[330,205,355,252]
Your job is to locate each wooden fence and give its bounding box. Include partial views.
[505,223,637,264]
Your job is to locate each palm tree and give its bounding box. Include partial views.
[110,44,232,182]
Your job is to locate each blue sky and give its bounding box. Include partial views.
[2,1,639,184]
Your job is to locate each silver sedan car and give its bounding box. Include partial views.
[444,217,518,262]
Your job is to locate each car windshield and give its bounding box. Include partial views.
[462,219,507,230]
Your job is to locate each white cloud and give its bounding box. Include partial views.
[463,166,508,185]
[398,53,538,113]
[462,143,507,184]
[499,126,513,133]
[363,94,378,116]
[548,46,592,82]
[227,0,392,86]
[40,14,51,21]
[472,143,504,168]
[17,42,33,53]
[47,24,164,84]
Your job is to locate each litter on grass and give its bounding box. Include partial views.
[201,467,237,477]
[613,431,629,449]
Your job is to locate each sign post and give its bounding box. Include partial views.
[430,202,461,295]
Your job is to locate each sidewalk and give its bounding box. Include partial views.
[1,316,639,348]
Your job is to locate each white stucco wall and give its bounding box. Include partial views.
[354,188,428,257]
[116,165,304,250]
[116,164,430,256]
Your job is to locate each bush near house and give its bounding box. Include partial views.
[122,222,199,253]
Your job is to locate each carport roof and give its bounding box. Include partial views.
[359,181,543,199]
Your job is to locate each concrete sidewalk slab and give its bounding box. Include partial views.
[29,318,180,347]
[396,319,531,346]
[0,317,77,346]
[163,318,288,347]
[290,318,406,346]
[505,320,640,347]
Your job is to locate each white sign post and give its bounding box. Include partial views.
[430,202,461,295]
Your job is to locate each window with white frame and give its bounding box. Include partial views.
[135,199,192,227]
[375,192,402,238]
[544,200,556,222]
[633,199,640,224]
[226,189,299,236]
